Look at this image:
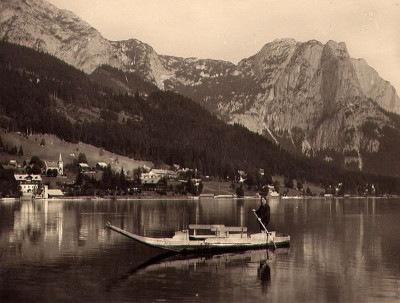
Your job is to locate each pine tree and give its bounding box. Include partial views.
[297,180,303,191]
[119,168,127,190]
[75,172,84,186]
[78,153,88,163]
[101,164,113,189]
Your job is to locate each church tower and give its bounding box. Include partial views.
[58,153,63,176]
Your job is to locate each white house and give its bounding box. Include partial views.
[140,170,159,183]
[96,162,108,170]
[78,163,91,172]
[8,160,18,168]
[14,174,43,194]
[141,169,177,181]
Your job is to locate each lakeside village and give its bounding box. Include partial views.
[1,152,204,200]
[0,151,381,201]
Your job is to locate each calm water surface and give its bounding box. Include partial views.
[0,197,399,302]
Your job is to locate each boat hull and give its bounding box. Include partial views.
[105,223,290,252]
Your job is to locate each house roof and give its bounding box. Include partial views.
[45,161,58,168]
[141,176,162,184]
[152,169,168,175]
[14,174,42,182]
[47,189,64,196]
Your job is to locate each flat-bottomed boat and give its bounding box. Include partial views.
[105,222,290,253]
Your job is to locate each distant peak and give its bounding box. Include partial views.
[257,38,299,55]
[269,38,298,46]
[325,40,348,50]
[274,37,297,42]
[260,38,327,52]
[323,40,350,59]
[304,39,324,46]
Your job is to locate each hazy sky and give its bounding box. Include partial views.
[48,0,400,92]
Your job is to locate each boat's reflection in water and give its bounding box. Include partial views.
[117,248,289,287]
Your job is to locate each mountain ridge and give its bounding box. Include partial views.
[2,40,400,196]
[2,1,398,109]
[1,0,400,176]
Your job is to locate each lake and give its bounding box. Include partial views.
[0,197,399,302]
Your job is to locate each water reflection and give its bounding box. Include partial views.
[118,248,286,278]
[110,247,289,301]
[0,198,394,265]
[0,198,399,303]
[0,199,259,264]
[258,250,273,285]
[1,199,123,263]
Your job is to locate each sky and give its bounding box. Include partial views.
[47,0,400,93]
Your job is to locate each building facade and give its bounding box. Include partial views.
[14,174,43,195]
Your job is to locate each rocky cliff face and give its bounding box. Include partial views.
[2,0,400,172]
[228,39,393,170]
[352,58,400,114]
[0,0,113,73]
[0,0,172,87]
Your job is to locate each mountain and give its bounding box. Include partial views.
[0,0,112,73]
[2,0,400,176]
[0,0,170,87]
[1,40,399,195]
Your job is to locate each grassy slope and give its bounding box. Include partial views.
[0,129,152,174]
[1,129,325,196]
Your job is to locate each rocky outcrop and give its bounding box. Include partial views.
[0,0,173,87]
[352,58,400,114]
[0,0,113,73]
[230,40,393,170]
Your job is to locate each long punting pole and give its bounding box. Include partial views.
[252,209,276,249]
[252,209,269,232]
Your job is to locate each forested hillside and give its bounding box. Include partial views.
[0,41,399,194]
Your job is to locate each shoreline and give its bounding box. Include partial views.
[1,194,398,203]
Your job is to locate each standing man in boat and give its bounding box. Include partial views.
[255,190,270,231]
